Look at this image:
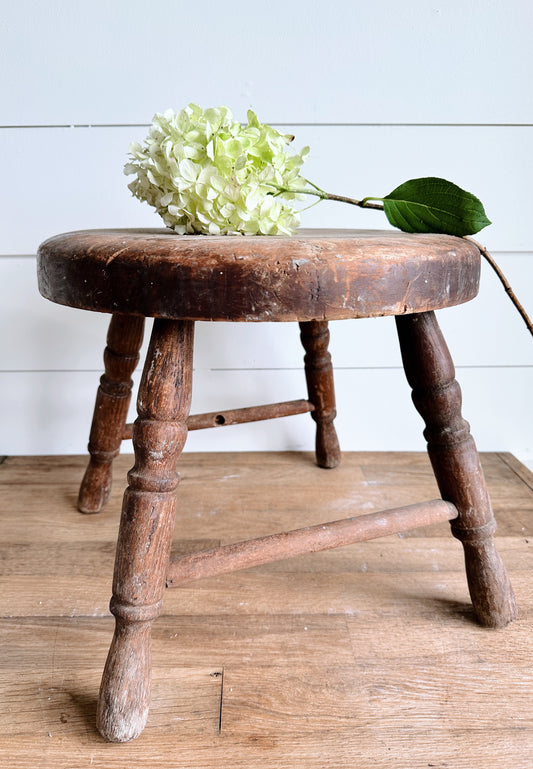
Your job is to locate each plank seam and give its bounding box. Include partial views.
[218,667,225,734]
[0,365,532,374]
[496,452,533,493]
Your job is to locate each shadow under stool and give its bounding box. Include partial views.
[37,227,517,742]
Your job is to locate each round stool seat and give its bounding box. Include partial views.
[37,228,480,321]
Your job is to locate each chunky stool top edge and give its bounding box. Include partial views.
[37,227,480,321]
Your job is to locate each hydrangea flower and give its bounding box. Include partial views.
[125,104,310,235]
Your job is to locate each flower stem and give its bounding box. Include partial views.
[467,238,533,338]
[324,192,385,210]
[274,182,531,338]
[272,183,385,210]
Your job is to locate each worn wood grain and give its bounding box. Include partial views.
[3,569,531,620]
[497,451,533,492]
[78,313,145,514]
[95,319,195,741]
[221,662,533,735]
[165,500,457,587]
[299,320,340,467]
[37,229,481,321]
[0,666,222,739]
[1,733,529,769]
[396,312,517,627]
[0,452,531,766]
[2,452,531,540]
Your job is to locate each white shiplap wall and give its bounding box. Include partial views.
[1,1,532,467]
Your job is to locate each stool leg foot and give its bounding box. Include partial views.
[96,614,152,742]
[396,311,517,628]
[78,460,118,516]
[78,314,145,514]
[96,319,194,741]
[299,320,341,468]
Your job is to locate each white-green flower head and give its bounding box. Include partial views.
[124,104,310,235]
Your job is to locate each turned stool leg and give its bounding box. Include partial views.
[396,311,517,628]
[78,314,145,514]
[299,320,341,468]
[96,319,194,742]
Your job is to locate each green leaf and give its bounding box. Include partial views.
[382,177,491,236]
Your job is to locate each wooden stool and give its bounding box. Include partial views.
[37,228,517,742]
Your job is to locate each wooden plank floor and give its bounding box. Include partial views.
[1,451,532,768]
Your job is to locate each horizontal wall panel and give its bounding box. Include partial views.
[2,254,531,370]
[1,367,531,465]
[1,1,531,125]
[1,125,532,254]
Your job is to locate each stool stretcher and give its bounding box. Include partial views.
[122,398,314,439]
[166,499,458,587]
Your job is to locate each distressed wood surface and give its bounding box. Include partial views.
[299,320,340,467]
[63,283,514,740]
[165,500,458,587]
[78,313,145,514]
[396,312,517,627]
[185,399,314,433]
[1,452,532,766]
[96,319,195,741]
[58,295,513,735]
[37,228,481,321]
